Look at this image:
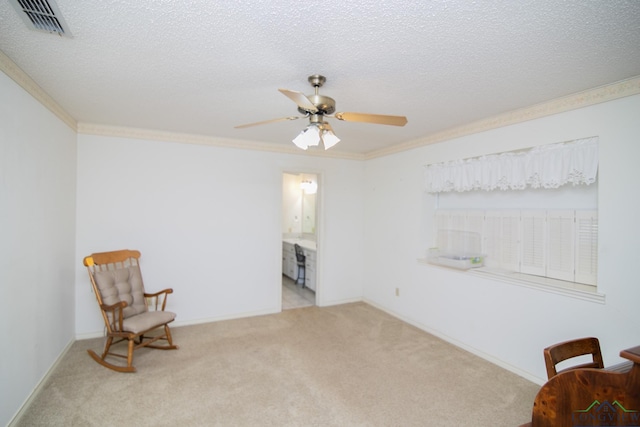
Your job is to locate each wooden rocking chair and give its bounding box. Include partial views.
[83,249,178,372]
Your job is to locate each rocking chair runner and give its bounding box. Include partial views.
[83,249,178,372]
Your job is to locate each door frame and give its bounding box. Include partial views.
[279,169,322,309]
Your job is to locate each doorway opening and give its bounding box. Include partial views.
[282,172,318,309]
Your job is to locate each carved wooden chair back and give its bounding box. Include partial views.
[543,337,604,379]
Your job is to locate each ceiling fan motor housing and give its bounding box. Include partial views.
[298,94,335,115]
[296,74,335,115]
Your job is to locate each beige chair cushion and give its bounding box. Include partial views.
[122,311,176,334]
[94,266,147,318]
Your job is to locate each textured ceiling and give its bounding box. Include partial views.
[1,1,640,157]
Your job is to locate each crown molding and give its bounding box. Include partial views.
[0,49,77,131]
[364,75,640,160]
[82,75,639,161]
[76,123,365,160]
[3,47,637,161]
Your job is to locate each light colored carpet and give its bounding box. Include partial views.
[15,302,538,426]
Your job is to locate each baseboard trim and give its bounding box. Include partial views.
[363,298,546,386]
[317,296,363,307]
[172,307,282,328]
[75,307,282,340]
[76,301,367,339]
[8,338,76,427]
[75,331,104,340]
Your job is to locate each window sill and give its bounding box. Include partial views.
[416,259,605,304]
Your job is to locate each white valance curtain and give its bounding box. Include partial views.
[424,136,598,193]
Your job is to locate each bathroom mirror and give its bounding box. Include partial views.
[302,190,316,234]
[282,172,317,237]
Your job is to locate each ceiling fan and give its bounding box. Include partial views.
[235,75,408,150]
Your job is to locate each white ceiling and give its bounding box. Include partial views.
[1,1,640,157]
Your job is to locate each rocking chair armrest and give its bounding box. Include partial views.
[144,288,174,298]
[100,301,127,331]
[100,301,128,311]
[144,288,173,311]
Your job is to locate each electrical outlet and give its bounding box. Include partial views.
[395,287,400,297]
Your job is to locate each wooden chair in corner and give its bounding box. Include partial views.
[543,337,604,379]
[526,346,640,426]
[83,249,178,372]
[519,337,606,426]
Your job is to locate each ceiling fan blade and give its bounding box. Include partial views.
[334,112,408,127]
[278,88,319,113]
[234,116,300,129]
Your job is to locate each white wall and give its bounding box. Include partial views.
[75,134,365,335]
[0,72,77,426]
[363,94,640,384]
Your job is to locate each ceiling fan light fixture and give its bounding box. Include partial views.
[321,129,340,150]
[292,125,320,150]
[307,126,321,147]
[292,124,340,150]
[292,129,309,150]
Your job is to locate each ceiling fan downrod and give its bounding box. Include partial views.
[308,74,326,89]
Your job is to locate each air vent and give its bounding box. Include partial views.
[9,0,73,38]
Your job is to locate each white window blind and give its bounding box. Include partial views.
[521,210,546,276]
[547,210,576,282]
[435,210,454,253]
[435,210,482,255]
[484,210,520,271]
[575,211,598,285]
[466,210,484,236]
[434,209,598,286]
